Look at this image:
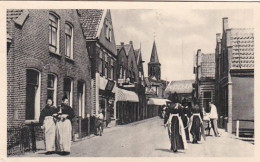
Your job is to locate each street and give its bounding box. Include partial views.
[18,116,253,157]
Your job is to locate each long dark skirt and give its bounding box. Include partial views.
[170,116,184,151]
[190,116,201,142]
[182,116,190,141]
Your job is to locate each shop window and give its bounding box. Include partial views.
[47,74,57,106]
[26,69,41,120]
[49,13,60,53]
[64,77,73,107]
[65,23,73,59]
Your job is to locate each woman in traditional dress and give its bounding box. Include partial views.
[189,100,206,143]
[181,103,191,141]
[39,97,57,154]
[55,96,75,155]
[165,103,188,152]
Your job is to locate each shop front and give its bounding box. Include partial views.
[115,88,139,125]
[147,98,171,118]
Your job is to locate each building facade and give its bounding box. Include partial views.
[215,17,254,133]
[78,9,118,127]
[115,41,140,124]
[7,9,92,138]
[194,50,216,112]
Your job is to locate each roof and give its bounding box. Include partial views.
[134,49,140,61]
[149,41,160,64]
[135,48,142,64]
[230,28,254,69]
[123,44,131,56]
[165,80,194,94]
[78,9,105,40]
[6,9,23,23]
[200,53,215,79]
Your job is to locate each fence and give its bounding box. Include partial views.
[235,119,254,140]
[7,123,42,156]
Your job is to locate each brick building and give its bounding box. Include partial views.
[115,42,140,124]
[7,10,92,138]
[193,50,216,112]
[215,17,254,133]
[78,9,118,127]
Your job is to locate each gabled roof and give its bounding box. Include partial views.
[78,9,106,40]
[149,41,160,64]
[230,28,254,69]
[123,44,131,56]
[165,80,194,94]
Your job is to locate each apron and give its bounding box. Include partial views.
[167,114,188,150]
[188,113,206,142]
[43,116,56,152]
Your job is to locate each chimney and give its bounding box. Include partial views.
[222,17,228,31]
[216,33,221,43]
[129,41,133,45]
[121,42,124,46]
[197,49,202,66]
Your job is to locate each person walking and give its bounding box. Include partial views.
[189,100,206,144]
[165,103,188,152]
[95,109,104,136]
[39,97,58,155]
[55,96,75,155]
[209,102,221,137]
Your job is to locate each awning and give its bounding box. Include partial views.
[117,88,139,102]
[147,98,171,106]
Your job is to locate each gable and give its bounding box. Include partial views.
[97,10,117,56]
[127,46,139,75]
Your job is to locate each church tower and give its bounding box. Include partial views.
[148,41,161,81]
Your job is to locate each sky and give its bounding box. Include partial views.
[111,9,254,82]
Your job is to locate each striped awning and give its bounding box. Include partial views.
[147,98,171,106]
[117,88,139,102]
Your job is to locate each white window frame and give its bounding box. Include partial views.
[47,73,57,107]
[64,77,73,107]
[78,81,85,118]
[49,12,60,54]
[65,22,73,59]
[25,69,41,122]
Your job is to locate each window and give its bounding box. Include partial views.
[104,54,108,78]
[26,69,41,120]
[49,13,59,53]
[105,19,112,41]
[110,59,114,80]
[119,66,123,79]
[78,81,85,118]
[203,91,212,113]
[65,23,73,59]
[64,77,73,107]
[98,50,103,74]
[47,74,57,106]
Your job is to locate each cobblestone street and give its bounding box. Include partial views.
[17,117,254,157]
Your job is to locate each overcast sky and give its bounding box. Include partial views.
[111,9,254,81]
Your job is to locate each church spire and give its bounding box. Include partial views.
[149,40,160,64]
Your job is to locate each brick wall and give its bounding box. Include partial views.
[7,10,92,134]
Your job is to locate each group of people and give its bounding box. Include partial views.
[163,100,220,153]
[39,96,75,155]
